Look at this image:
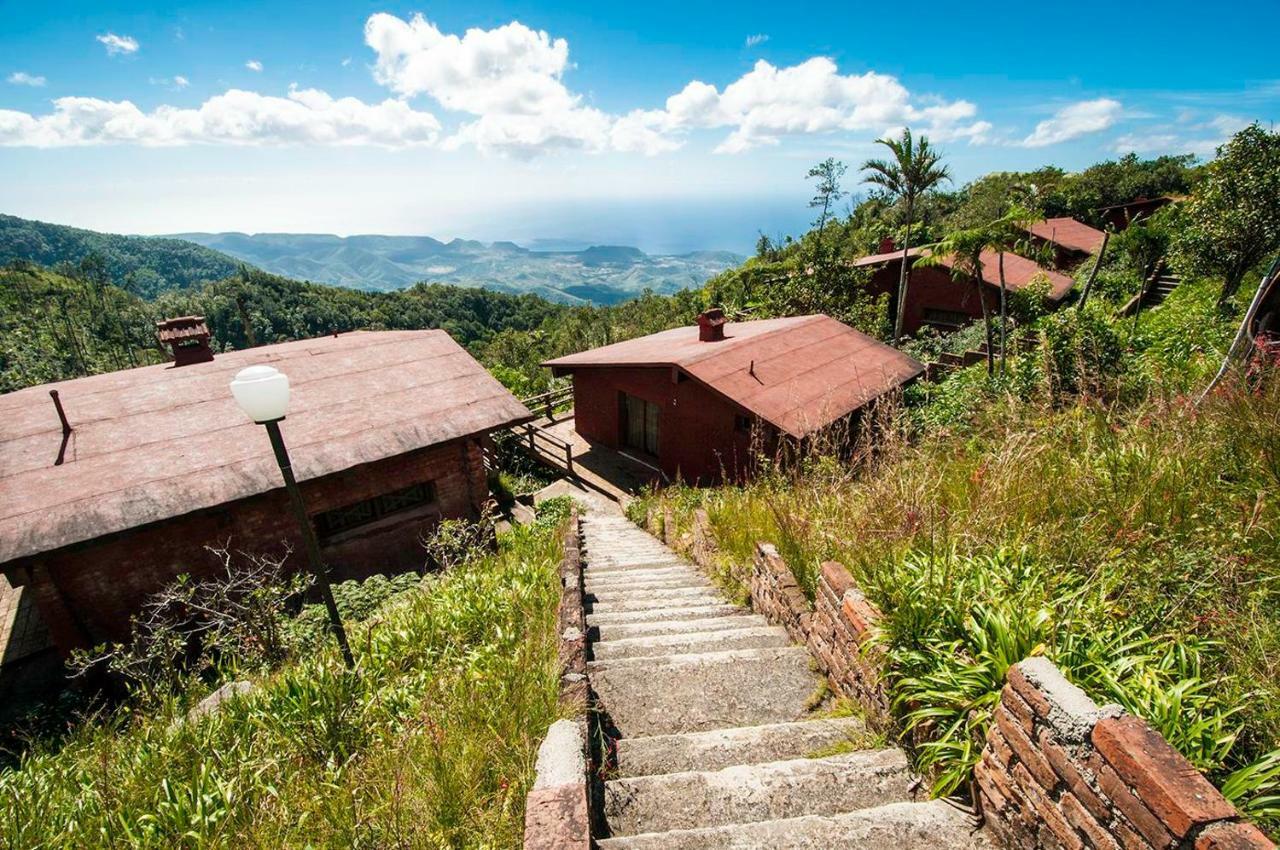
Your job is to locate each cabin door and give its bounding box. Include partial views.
[620,392,660,457]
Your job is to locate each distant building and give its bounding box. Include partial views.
[1022,217,1108,269]
[0,328,530,657]
[1097,196,1179,231]
[852,248,1075,336]
[543,311,923,484]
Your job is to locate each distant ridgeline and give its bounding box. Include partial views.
[175,231,742,305]
[0,214,740,306]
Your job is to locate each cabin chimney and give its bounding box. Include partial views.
[156,316,215,367]
[878,236,897,254]
[697,308,728,342]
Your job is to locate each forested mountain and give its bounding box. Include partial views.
[0,215,242,297]
[175,230,741,304]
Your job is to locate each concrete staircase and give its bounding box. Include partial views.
[581,511,993,849]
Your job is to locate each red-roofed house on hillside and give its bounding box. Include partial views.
[543,312,923,484]
[0,329,531,658]
[853,248,1075,337]
[1023,217,1107,268]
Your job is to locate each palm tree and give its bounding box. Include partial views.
[862,129,952,339]
[918,226,997,375]
[984,205,1038,374]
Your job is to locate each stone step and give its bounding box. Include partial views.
[586,575,713,594]
[587,604,746,627]
[589,584,719,602]
[603,749,913,836]
[595,800,993,849]
[588,593,725,614]
[592,625,790,661]
[615,717,870,777]
[587,559,688,574]
[585,565,700,581]
[589,647,817,736]
[591,613,767,642]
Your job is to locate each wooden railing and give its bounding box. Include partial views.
[517,421,575,474]
[521,384,573,421]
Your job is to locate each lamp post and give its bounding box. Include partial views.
[230,365,355,669]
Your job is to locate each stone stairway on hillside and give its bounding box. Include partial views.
[580,511,994,849]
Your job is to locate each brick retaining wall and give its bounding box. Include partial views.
[670,509,1274,850]
[524,513,592,850]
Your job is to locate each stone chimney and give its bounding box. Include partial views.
[697,308,727,342]
[156,316,215,367]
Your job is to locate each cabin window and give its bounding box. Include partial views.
[922,307,969,329]
[734,414,752,434]
[314,481,437,540]
[620,392,660,456]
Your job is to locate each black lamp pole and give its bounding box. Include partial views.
[263,419,356,669]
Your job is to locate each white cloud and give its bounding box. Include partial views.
[97,33,139,56]
[150,75,190,90]
[341,57,352,67]
[744,33,769,48]
[245,60,264,72]
[1020,98,1121,147]
[1112,113,1248,159]
[174,75,190,88]
[658,58,991,153]
[0,86,440,148]
[7,72,46,87]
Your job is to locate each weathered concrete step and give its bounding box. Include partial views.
[589,593,725,614]
[585,564,699,580]
[592,625,789,661]
[591,613,767,642]
[589,647,817,736]
[596,799,993,849]
[603,749,913,836]
[586,604,746,627]
[587,559,688,574]
[586,574,712,594]
[588,582,716,600]
[615,717,869,777]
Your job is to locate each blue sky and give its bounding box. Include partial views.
[2,1,1278,253]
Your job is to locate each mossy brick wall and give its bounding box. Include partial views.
[679,511,1273,850]
[15,437,488,656]
[524,513,591,850]
[977,658,1274,850]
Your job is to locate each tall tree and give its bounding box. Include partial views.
[807,158,848,265]
[1172,124,1280,305]
[861,129,952,338]
[919,226,997,375]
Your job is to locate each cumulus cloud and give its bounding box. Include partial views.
[174,75,190,88]
[97,33,139,56]
[0,86,440,148]
[660,58,991,153]
[744,33,769,48]
[1020,98,1121,147]
[1112,113,1248,158]
[245,60,264,72]
[7,71,46,87]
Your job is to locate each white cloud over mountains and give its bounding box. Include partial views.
[1020,98,1122,147]
[0,13,1130,157]
[97,33,139,56]
[0,87,440,148]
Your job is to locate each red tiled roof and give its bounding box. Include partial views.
[0,331,531,565]
[940,251,1076,301]
[851,248,1075,301]
[544,315,923,440]
[1025,217,1106,256]
[850,246,927,268]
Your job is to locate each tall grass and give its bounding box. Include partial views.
[0,504,572,849]
[638,279,1280,830]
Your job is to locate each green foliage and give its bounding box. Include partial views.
[0,215,241,297]
[1041,301,1126,395]
[1172,124,1280,301]
[0,517,568,848]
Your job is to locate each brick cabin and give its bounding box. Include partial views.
[0,328,531,657]
[543,312,923,485]
[1023,216,1108,269]
[1098,195,1178,231]
[854,245,1076,337]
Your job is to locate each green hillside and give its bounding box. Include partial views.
[0,215,243,297]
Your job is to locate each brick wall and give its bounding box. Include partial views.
[13,436,490,656]
[977,657,1273,850]
[524,512,592,850]
[674,512,1274,850]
